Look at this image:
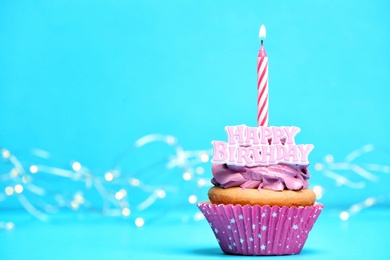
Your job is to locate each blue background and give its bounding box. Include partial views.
[1,0,389,168]
[1,0,390,259]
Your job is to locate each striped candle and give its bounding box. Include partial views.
[257,25,268,127]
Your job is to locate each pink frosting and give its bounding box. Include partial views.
[211,163,310,191]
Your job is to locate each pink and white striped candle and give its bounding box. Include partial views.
[257,25,268,126]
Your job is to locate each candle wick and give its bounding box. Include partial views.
[261,40,264,46]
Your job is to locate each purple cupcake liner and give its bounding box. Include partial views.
[197,202,323,256]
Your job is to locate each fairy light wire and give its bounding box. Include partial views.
[2,142,389,229]
[314,144,390,220]
[0,136,213,229]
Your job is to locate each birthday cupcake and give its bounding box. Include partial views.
[197,25,323,256]
[198,125,323,256]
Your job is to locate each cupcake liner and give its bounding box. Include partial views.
[197,202,323,256]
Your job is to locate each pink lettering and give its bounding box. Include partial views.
[226,125,246,145]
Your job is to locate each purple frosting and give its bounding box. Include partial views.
[211,163,310,191]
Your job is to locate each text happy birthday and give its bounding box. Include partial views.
[211,125,314,166]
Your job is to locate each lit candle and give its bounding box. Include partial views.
[257,24,268,126]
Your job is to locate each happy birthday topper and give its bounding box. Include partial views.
[211,125,314,166]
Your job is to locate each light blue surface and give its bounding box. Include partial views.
[1,208,389,259]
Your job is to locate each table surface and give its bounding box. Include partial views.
[1,207,389,260]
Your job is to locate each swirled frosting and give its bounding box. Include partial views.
[211,163,310,191]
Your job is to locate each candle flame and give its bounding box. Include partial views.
[259,24,266,39]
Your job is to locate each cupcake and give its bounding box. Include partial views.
[198,26,322,255]
[197,125,323,256]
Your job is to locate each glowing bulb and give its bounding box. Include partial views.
[115,189,127,200]
[74,193,85,204]
[188,195,197,204]
[1,149,10,159]
[196,166,204,175]
[122,207,131,217]
[314,163,323,171]
[135,217,144,227]
[5,222,14,230]
[30,165,38,174]
[166,136,176,145]
[72,162,82,171]
[130,178,140,186]
[5,186,14,196]
[197,178,206,187]
[340,211,349,221]
[10,168,19,177]
[365,198,375,207]
[115,192,123,200]
[313,185,323,200]
[200,153,209,163]
[14,184,23,194]
[156,189,166,198]
[105,172,114,182]
[325,155,334,163]
[194,212,204,221]
[183,172,192,181]
[70,201,79,210]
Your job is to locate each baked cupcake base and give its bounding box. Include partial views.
[198,202,323,256]
[208,186,316,207]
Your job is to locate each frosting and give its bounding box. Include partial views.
[210,125,313,191]
[211,163,310,191]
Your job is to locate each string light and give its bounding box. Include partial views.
[2,140,388,230]
[104,172,114,182]
[324,154,334,163]
[115,189,127,200]
[135,217,144,227]
[1,149,10,159]
[165,136,176,145]
[70,201,79,210]
[200,153,209,163]
[155,189,166,198]
[365,198,375,207]
[129,178,140,186]
[197,178,206,187]
[182,172,192,181]
[0,221,15,230]
[195,166,204,175]
[0,135,212,230]
[14,184,23,194]
[188,195,197,204]
[122,207,131,217]
[73,193,85,204]
[340,211,349,221]
[314,144,390,220]
[5,186,14,196]
[72,162,82,171]
[312,185,323,200]
[30,165,38,174]
[193,212,204,221]
[10,168,19,177]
